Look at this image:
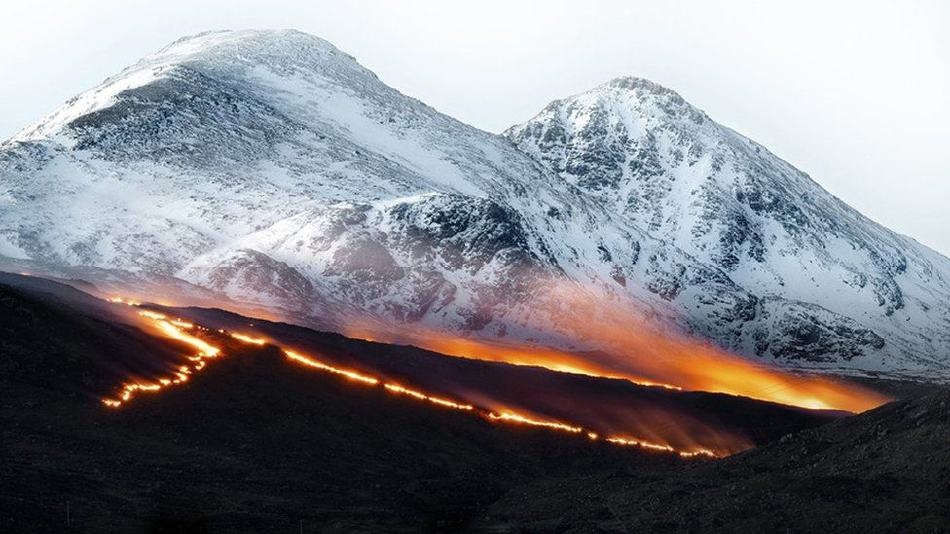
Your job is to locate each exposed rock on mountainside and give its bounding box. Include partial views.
[506,76,950,373]
[1,30,948,376]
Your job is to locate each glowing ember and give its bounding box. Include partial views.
[231,333,266,345]
[384,383,474,411]
[678,449,717,459]
[605,436,675,452]
[284,350,379,385]
[101,308,224,407]
[98,298,765,459]
[150,318,220,357]
[605,436,717,458]
[487,412,583,433]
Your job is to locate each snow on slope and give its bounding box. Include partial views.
[1,30,948,376]
[505,77,950,371]
[0,30,700,333]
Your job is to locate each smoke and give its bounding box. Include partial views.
[344,279,890,413]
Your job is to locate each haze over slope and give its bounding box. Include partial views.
[4,270,930,532]
[1,29,948,378]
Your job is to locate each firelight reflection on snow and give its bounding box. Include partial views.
[344,281,890,414]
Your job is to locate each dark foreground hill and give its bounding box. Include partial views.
[480,388,950,533]
[0,272,943,532]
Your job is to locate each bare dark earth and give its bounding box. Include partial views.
[0,273,945,533]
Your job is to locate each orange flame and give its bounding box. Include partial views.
[100,309,223,407]
[283,349,380,385]
[153,318,220,357]
[343,281,889,413]
[230,333,266,345]
[605,436,716,458]
[98,296,858,459]
[276,346,720,455]
[487,412,583,433]
[108,296,141,306]
[384,383,474,411]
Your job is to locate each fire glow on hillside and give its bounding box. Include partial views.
[101,310,220,408]
[343,282,890,414]
[101,298,720,458]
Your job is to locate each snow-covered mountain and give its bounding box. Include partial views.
[1,30,948,377]
[505,77,950,371]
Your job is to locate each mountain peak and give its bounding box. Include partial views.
[601,75,673,94]
[503,75,712,175]
[149,29,351,68]
[7,29,373,144]
[507,75,709,150]
[168,28,323,46]
[3,30,949,378]
[587,76,706,123]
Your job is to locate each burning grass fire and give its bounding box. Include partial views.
[487,412,582,434]
[275,345,716,456]
[101,310,220,408]
[343,281,891,414]
[402,329,888,412]
[101,298,726,458]
[284,349,380,386]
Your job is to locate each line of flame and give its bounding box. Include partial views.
[384,383,475,411]
[283,349,380,385]
[606,436,716,458]
[231,333,266,345]
[103,299,725,458]
[262,345,718,456]
[487,411,583,433]
[101,310,220,407]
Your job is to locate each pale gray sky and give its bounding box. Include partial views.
[2,1,947,255]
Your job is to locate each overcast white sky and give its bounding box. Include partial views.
[2,1,948,254]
